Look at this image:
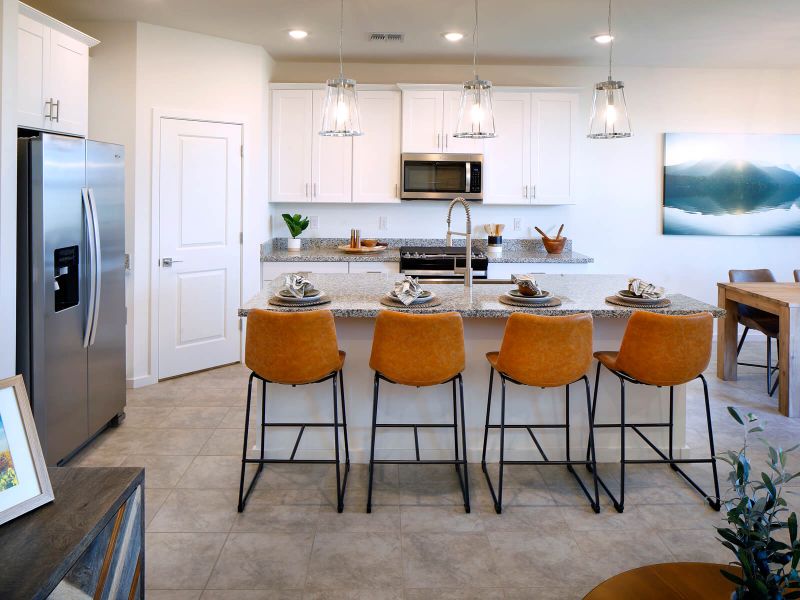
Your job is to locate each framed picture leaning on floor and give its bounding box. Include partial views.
[0,375,53,526]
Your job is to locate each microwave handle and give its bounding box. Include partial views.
[465,162,471,193]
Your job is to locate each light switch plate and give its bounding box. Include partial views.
[378,216,388,231]
[513,217,522,232]
[308,215,319,231]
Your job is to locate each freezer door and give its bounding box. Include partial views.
[30,134,90,465]
[86,141,126,435]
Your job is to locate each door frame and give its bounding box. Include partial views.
[149,108,245,383]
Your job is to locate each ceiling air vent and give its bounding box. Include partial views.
[368,32,405,43]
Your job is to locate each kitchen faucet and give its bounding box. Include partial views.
[446,197,473,287]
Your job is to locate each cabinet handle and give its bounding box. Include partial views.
[437,133,441,148]
[313,183,317,197]
[52,99,60,122]
[524,185,528,198]
[445,134,448,149]
[44,99,52,121]
[395,183,398,197]
[533,185,536,199]
[305,183,309,197]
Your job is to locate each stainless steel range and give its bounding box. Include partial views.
[399,246,489,280]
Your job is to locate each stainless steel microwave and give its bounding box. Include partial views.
[400,153,483,201]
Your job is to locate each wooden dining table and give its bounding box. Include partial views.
[583,562,738,599]
[717,282,800,417]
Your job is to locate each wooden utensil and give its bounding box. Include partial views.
[555,224,565,239]
[534,227,551,240]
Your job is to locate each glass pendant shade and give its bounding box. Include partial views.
[454,77,496,139]
[319,76,363,136]
[588,78,631,139]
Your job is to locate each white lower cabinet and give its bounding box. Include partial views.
[487,262,590,279]
[348,262,400,274]
[262,261,349,285]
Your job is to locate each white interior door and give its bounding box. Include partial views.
[483,92,531,204]
[158,118,243,378]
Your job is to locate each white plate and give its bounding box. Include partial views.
[279,288,321,299]
[504,292,553,303]
[508,289,551,300]
[275,291,326,303]
[387,291,435,305]
[616,290,664,304]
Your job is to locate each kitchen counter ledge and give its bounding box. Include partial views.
[240,273,724,319]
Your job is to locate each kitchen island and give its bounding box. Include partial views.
[239,273,723,464]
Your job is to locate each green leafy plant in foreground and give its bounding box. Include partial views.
[282,213,309,238]
[717,407,800,599]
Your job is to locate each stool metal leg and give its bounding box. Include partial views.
[583,376,600,513]
[668,386,675,469]
[565,383,571,472]
[481,368,495,467]
[366,373,380,514]
[701,375,721,510]
[618,377,626,513]
[340,370,351,465]
[452,378,460,474]
[332,372,343,513]
[238,373,261,512]
[586,361,602,469]
[457,374,471,513]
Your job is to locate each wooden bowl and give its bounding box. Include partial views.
[361,239,378,247]
[542,237,566,254]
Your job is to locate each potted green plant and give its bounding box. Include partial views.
[282,213,309,252]
[717,407,800,599]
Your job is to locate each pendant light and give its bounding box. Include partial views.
[588,0,631,139]
[454,0,496,139]
[319,0,363,136]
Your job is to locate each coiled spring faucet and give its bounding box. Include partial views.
[446,197,473,287]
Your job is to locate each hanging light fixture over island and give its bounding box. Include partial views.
[588,0,632,139]
[454,0,496,139]
[319,0,363,137]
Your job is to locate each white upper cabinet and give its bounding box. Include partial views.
[353,90,401,203]
[484,92,531,205]
[442,90,485,154]
[530,93,577,204]
[484,90,577,205]
[271,89,313,202]
[401,90,443,153]
[16,6,95,136]
[311,90,352,203]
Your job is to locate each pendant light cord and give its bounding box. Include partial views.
[472,0,479,78]
[607,0,613,81]
[338,0,344,77]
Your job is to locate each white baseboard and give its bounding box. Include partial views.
[127,374,157,389]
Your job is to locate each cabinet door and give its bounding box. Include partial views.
[312,90,352,203]
[442,90,485,154]
[483,92,531,204]
[47,30,89,136]
[401,90,444,153]
[271,90,313,202]
[353,91,401,203]
[17,14,48,130]
[348,261,400,274]
[531,93,576,205]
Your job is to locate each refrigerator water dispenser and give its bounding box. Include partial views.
[53,245,79,312]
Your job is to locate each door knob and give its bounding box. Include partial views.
[160,257,183,267]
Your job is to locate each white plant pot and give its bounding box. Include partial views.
[287,238,302,252]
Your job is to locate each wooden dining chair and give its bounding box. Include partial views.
[794,270,800,283]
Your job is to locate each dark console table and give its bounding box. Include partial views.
[0,467,144,599]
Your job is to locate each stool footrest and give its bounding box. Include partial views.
[263,422,344,427]
[243,458,339,464]
[485,423,567,429]
[372,459,466,465]
[375,423,457,428]
[496,459,593,466]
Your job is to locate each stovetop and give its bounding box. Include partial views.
[400,246,487,259]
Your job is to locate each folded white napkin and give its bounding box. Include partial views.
[282,273,316,299]
[628,277,665,299]
[512,274,542,296]
[393,276,423,306]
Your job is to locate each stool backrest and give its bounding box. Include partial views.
[615,311,713,386]
[245,309,341,384]
[370,311,465,386]
[729,269,776,320]
[795,270,800,283]
[495,313,593,387]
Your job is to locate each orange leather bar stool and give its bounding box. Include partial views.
[588,311,720,513]
[367,311,469,513]
[238,309,349,513]
[481,313,599,514]
[729,269,779,396]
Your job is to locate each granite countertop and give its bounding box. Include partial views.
[240,273,724,319]
[262,238,594,264]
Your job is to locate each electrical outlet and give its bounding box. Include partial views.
[513,217,522,232]
[308,215,319,231]
[378,216,388,231]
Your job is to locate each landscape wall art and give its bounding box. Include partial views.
[0,414,19,492]
[663,133,800,236]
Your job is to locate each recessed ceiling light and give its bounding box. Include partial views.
[591,33,614,44]
[289,30,308,40]
[444,32,464,42]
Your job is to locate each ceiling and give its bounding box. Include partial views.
[26,0,800,68]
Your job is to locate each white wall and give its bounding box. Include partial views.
[270,61,800,306]
[0,0,17,378]
[132,23,271,385]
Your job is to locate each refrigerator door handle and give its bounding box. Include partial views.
[81,188,97,348]
[87,188,102,346]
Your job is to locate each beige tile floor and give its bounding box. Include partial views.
[69,342,800,599]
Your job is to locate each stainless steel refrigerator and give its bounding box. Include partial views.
[17,133,126,466]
